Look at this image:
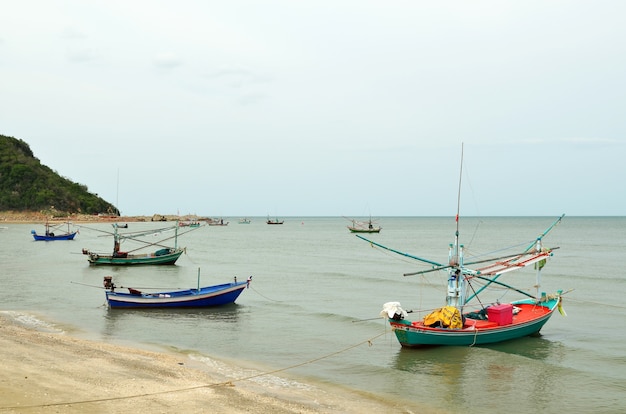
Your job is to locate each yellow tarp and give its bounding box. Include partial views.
[423,306,463,329]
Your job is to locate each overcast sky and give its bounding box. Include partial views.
[1,1,624,217]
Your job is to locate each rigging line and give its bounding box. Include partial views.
[117,226,201,253]
[404,249,557,277]
[455,142,463,238]
[471,275,536,299]
[0,332,388,410]
[462,156,482,227]
[250,286,283,302]
[564,296,626,309]
[464,219,483,251]
[212,331,389,386]
[70,281,182,290]
[465,279,486,311]
[462,240,532,263]
[470,278,535,293]
[524,214,565,252]
[76,224,115,235]
[70,281,103,289]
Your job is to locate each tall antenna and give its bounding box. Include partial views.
[449,143,464,267]
[455,143,464,237]
[116,168,120,215]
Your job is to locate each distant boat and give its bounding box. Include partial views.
[346,217,381,233]
[267,215,284,225]
[238,218,251,224]
[31,222,78,241]
[179,220,201,228]
[208,218,229,226]
[103,275,252,309]
[82,223,185,266]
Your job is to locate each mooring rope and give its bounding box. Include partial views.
[0,331,388,410]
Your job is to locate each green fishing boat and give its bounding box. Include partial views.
[82,223,185,266]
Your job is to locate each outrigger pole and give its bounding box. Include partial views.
[466,214,565,303]
[355,235,443,267]
[524,213,565,252]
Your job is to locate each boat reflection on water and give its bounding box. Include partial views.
[102,305,244,342]
[484,335,567,361]
[389,337,567,412]
[393,346,473,378]
[392,336,564,375]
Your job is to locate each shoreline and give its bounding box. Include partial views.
[0,211,195,225]
[0,312,420,414]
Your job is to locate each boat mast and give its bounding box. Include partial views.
[113,223,120,254]
[447,144,465,310]
[175,221,179,249]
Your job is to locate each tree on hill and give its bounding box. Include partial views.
[0,134,118,215]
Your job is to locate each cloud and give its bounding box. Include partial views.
[559,137,620,145]
[153,53,183,69]
[61,27,88,40]
[65,48,97,63]
[204,65,272,88]
[237,92,268,106]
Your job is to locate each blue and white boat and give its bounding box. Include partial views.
[103,275,251,309]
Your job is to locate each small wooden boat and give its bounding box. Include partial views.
[382,296,561,347]
[31,222,78,241]
[83,223,185,266]
[179,221,201,227]
[267,215,284,225]
[238,218,251,224]
[362,146,566,347]
[208,218,229,226]
[347,218,381,233]
[103,275,251,308]
[85,247,184,265]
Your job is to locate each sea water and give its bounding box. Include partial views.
[1,217,624,413]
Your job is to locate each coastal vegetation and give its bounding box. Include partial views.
[0,134,117,216]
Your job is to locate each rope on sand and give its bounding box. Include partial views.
[0,331,389,410]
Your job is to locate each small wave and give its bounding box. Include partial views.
[189,354,313,390]
[0,310,65,333]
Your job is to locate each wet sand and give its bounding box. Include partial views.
[0,313,417,413]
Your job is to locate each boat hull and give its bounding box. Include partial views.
[389,298,559,347]
[347,227,381,233]
[32,232,78,241]
[105,281,249,308]
[87,248,184,266]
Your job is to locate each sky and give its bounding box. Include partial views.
[1,1,624,217]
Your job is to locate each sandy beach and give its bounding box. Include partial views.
[0,313,415,414]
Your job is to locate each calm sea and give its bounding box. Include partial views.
[1,217,624,413]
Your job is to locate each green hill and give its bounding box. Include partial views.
[0,134,118,216]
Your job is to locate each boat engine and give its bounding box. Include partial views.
[103,276,115,291]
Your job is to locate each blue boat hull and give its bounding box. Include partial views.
[32,232,78,241]
[105,280,250,309]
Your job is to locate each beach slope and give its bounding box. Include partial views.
[0,314,410,413]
